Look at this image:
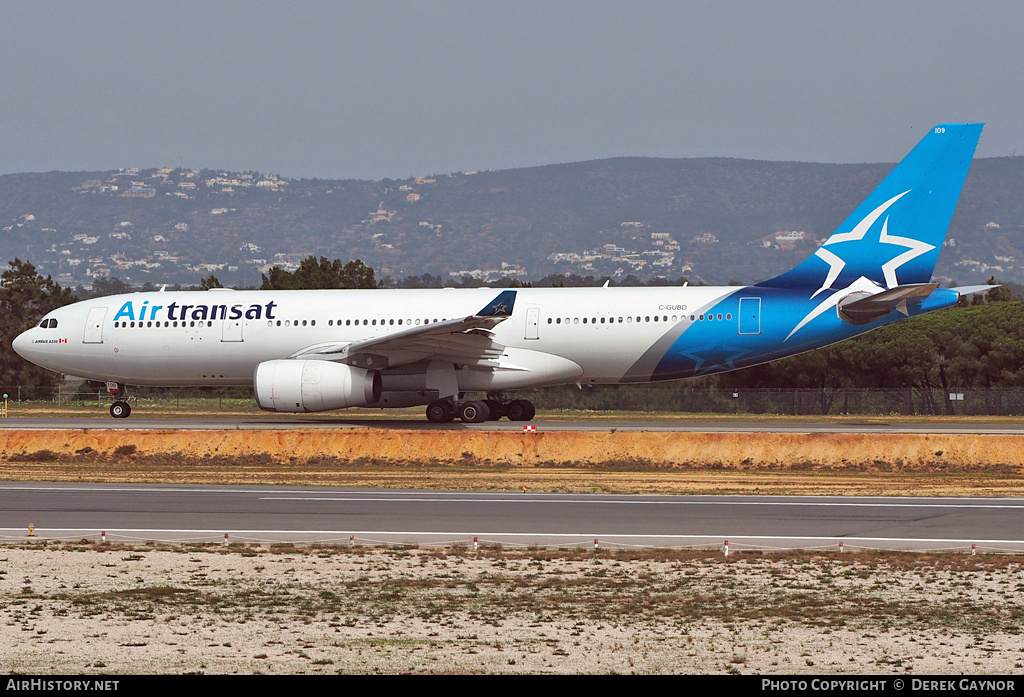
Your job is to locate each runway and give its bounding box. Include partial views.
[2,482,1023,552]
[2,415,1024,434]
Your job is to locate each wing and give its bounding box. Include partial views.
[289,289,517,370]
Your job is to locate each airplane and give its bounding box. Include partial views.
[13,123,989,423]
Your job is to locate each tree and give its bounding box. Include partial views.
[91,277,133,297]
[0,259,76,389]
[260,256,379,290]
[199,274,223,290]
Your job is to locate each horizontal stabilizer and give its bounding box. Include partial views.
[950,284,999,297]
[837,283,938,325]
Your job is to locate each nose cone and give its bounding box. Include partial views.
[12,329,33,360]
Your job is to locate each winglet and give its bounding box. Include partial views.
[477,289,517,317]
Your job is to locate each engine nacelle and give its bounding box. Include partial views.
[254,359,381,413]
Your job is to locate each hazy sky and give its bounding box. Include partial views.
[2,1,1022,179]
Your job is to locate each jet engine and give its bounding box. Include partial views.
[254,359,381,412]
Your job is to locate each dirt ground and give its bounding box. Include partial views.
[3,427,1024,496]
[1,544,1021,675]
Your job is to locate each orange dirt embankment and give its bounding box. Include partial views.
[2,428,1023,472]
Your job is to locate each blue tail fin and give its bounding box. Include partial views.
[759,123,983,293]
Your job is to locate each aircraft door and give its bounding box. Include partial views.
[738,297,761,335]
[222,317,244,342]
[525,307,540,340]
[83,307,106,343]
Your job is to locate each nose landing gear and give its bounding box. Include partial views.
[105,382,132,419]
[109,401,132,418]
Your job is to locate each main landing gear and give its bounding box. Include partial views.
[425,398,536,424]
[106,381,132,419]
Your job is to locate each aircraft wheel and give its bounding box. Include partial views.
[110,401,132,419]
[425,400,455,423]
[458,400,490,424]
[484,399,505,421]
[506,399,535,421]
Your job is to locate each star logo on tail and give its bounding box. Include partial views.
[789,189,935,341]
[809,190,932,298]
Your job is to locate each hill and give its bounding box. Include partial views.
[1,156,1022,288]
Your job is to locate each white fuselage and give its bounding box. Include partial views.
[15,286,736,389]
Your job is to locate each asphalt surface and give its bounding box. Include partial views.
[2,482,1022,552]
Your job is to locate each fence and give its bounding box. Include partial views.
[519,385,1024,416]
[6,385,1024,416]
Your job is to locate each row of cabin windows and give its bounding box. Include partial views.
[267,318,448,327]
[113,318,451,329]
[114,314,733,330]
[322,318,445,327]
[547,313,732,325]
[115,320,216,328]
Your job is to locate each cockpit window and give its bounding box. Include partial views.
[49,319,57,328]
[39,318,57,328]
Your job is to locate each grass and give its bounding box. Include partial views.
[6,400,1024,424]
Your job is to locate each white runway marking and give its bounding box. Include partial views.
[1,528,1022,546]
[260,496,1024,509]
